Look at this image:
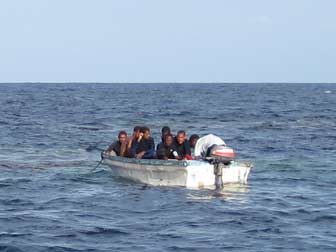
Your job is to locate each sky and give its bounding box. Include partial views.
[0,0,335,83]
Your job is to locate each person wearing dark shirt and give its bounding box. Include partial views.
[174,130,192,160]
[126,126,141,157]
[106,131,128,156]
[132,127,155,159]
[161,126,171,142]
[157,134,176,160]
[189,134,200,158]
[156,126,171,150]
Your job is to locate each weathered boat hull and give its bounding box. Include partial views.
[102,155,252,189]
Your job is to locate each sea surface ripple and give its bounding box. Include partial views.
[0,83,335,251]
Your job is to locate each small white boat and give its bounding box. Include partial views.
[102,153,252,189]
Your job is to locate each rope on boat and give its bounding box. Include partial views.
[90,151,105,172]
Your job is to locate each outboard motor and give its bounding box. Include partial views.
[207,145,235,165]
[205,145,236,191]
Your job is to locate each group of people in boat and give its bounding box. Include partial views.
[105,126,227,160]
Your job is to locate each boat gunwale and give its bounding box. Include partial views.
[103,154,253,169]
[103,154,189,167]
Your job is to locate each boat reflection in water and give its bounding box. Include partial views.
[186,183,251,202]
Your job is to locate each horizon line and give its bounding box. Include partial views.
[1,82,336,84]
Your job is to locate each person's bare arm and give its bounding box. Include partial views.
[125,136,135,157]
[136,151,145,159]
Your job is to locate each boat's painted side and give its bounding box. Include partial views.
[102,155,252,189]
[185,160,251,188]
[103,157,188,186]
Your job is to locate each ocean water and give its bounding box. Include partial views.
[0,83,335,252]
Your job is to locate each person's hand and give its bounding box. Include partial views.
[138,133,143,142]
[136,151,145,159]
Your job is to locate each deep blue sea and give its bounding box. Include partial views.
[0,83,335,252]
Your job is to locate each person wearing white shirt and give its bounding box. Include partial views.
[194,134,226,159]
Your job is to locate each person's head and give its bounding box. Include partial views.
[133,126,141,139]
[140,126,151,140]
[176,130,186,145]
[164,134,174,147]
[189,134,200,148]
[118,131,128,143]
[161,126,171,140]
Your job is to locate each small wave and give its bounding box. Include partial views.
[0,160,91,170]
[244,123,290,132]
[0,120,9,125]
[157,232,184,239]
[77,126,100,131]
[0,178,32,183]
[38,245,85,252]
[167,245,199,251]
[35,161,89,169]
[80,227,129,236]
[73,213,106,220]
[0,232,28,237]
[54,233,77,238]
[0,183,11,188]
[245,227,282,234]
[42,197,69,205]
[296,208,312,214]
[85,144,104,152]
[285,195,310,201]
[0,198,34,206]
[312,215,336,222]
[0,245,25,252]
